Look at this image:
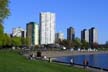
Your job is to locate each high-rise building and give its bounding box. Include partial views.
[12,27,26,38]
[26,22,39,46]
[89,27,98,44]
[67,27,75,41]
[40,12,55,45]
[55,33,64,41]
[81,29,89,42]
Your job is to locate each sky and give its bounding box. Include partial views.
[4,0,108,44]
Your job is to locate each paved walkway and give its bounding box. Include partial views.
[22,49,108,58]
[41,51,108,57]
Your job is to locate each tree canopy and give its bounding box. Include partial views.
[0,0,10,23]
[0,0,11,48]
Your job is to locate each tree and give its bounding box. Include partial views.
[92,42,98,49]
[0,33,12,48]
[74,37,82,49]
[66,40,75,48]
[2,33,11,46]
[0,0,10,47]
[21,38,27,46]
[0,24,4,34]
[21,37,31,47]
[60,39,67,47]
[11,37,22,47]
[55,39,62,44]
[81,40,89,49]
[0,34,4,47]
[0,0,10,23]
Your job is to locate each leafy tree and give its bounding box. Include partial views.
[0,0,10,23]
[0,33,11,48]
[21,38,26,46]
[0,0,10,47]
[11,37,22,47]
[81,40,89,49]
[0,24,4,34]
[21,37,30,47]
[57,38,80,49]
[57,39,75,48]
[0,34,3,47]
[92,42,98,49]
[66,40,75,48]
[35,45,39,48]
[2,33,11,46]
[55,39,62,44]
[61,39,69,47]
[74,37,82,49]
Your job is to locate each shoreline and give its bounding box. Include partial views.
[52,60,108,72]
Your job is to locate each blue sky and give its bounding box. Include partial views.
[4,0,108,44]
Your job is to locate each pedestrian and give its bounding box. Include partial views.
[29,54,33,60]
[70,58,74,66]
[83,59,88,69]
[49,57,52,63]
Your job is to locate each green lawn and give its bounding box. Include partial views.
[0,50,89,72]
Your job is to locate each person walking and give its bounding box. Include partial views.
[83,59,88,69]
[70,58,74,66]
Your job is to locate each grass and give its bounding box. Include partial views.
[0,49,89,72]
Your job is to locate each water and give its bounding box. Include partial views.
[54,53,108,70]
